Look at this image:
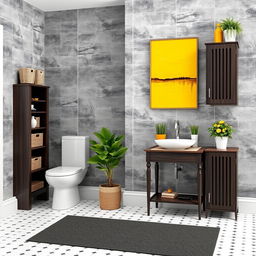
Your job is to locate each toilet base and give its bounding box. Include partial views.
[52,187,80,210]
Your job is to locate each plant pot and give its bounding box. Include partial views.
[215,136,228,150]
[155,134,167,140]
[223,29,237,42]
[99,184,121,210]
[191,134,198,147]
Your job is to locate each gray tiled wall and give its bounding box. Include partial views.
[45,6,125,187]
[1,0,44,200]
[125,0,256,197]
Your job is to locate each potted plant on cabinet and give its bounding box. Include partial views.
[190,125,199,147]
[208,120,233,150]
[88,128,127,210]
[155,123,167,140]
[220,18,242,42]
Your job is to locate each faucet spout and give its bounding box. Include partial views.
[175,120,180,139]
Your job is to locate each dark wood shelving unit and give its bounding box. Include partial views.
[205,42,238,105]
[13,83,49,210]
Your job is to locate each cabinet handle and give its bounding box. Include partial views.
[208,193,211,203]
[208,88,211,98]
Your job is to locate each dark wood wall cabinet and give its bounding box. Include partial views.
[13,84,49,210]
[205,42,238,105]
[204,148,238,220]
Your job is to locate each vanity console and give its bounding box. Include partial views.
[144,146,238,220]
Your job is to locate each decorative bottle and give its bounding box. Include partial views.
[214,23,223,43]
[31,116,37,128]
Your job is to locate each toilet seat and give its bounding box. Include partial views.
[46,166,83,177]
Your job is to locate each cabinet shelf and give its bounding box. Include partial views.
[31,167,47,173]
[31,146,46,150]
[31,100,47,103]
[31,111,47,114]
[150,193,199,205]
[31,127,46,131]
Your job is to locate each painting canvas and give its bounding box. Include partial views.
[150,38,198,109]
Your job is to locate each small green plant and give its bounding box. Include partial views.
[220,18,242,33]
[155,123,167,134]
[88,128,128,187]
[208,120,233,138]
[190,125,199,135]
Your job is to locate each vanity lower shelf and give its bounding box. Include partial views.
[150,193,199,205]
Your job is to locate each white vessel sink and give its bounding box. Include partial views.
[155,139,195,149]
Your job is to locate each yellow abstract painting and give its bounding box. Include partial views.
[150,38,198,109]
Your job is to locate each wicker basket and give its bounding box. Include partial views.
[31,181,44,192]
[31,156,42,171]
[35,70,45,85]
[31,133,44,148]
[19,68,36,84]
[35,117,40,128]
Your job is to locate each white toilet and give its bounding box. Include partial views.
[46,136,89,210]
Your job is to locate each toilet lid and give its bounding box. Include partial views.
[46,166,83,177]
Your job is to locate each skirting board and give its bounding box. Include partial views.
[79,186,256,214]
[0,197,17,218]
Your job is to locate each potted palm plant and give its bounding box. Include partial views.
[190,125,199,147]
[208,120,233,150]
[155,123,167,140]
[220,18,242,42]
[88,128,127,210]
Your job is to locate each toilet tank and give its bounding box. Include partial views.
[61,136,89,169]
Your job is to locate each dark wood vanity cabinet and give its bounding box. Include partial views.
[204,148,238,219]
[13,84,49,210]
[205,42,238,105]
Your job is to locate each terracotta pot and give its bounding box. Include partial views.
[155,134,167,140]
[99,184,121,210]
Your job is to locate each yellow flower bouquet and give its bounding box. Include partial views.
[208,120,233,138]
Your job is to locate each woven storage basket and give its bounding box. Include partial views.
[31,156,42,171]
[31,181,44,192]
[35,117,40,128]
[35,70,45,85]
[31,133,43,148]
[19,68,35,84]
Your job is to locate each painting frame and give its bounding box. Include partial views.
[150,37,199,109]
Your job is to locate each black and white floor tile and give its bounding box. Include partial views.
[0,200,255,256]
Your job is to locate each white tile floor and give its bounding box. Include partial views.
[0,200,255,256]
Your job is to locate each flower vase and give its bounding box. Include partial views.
[215,136,228,150]
[191,134,198,147]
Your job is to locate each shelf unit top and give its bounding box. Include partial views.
[13,83,49,88]
[205,41,239,47]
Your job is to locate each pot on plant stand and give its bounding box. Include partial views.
[220,18,242,42]
[215,136,228,150]
[88,127,127,210]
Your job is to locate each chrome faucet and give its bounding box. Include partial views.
[174,120,180,139]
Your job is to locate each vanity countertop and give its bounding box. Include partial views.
[144,146,204,154]
[144,146,239,153]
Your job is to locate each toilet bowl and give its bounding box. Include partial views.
[46,136,89,210]
[46,167,87,210]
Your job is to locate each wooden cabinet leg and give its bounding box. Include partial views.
[198,163,203,220]
[155,162,159,208]
[146,162,151,216]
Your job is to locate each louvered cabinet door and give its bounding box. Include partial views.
[206,42,238,105]
[205,152,237,212]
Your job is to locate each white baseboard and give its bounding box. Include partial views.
[79,186,256,214]
[0,197,17,218]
